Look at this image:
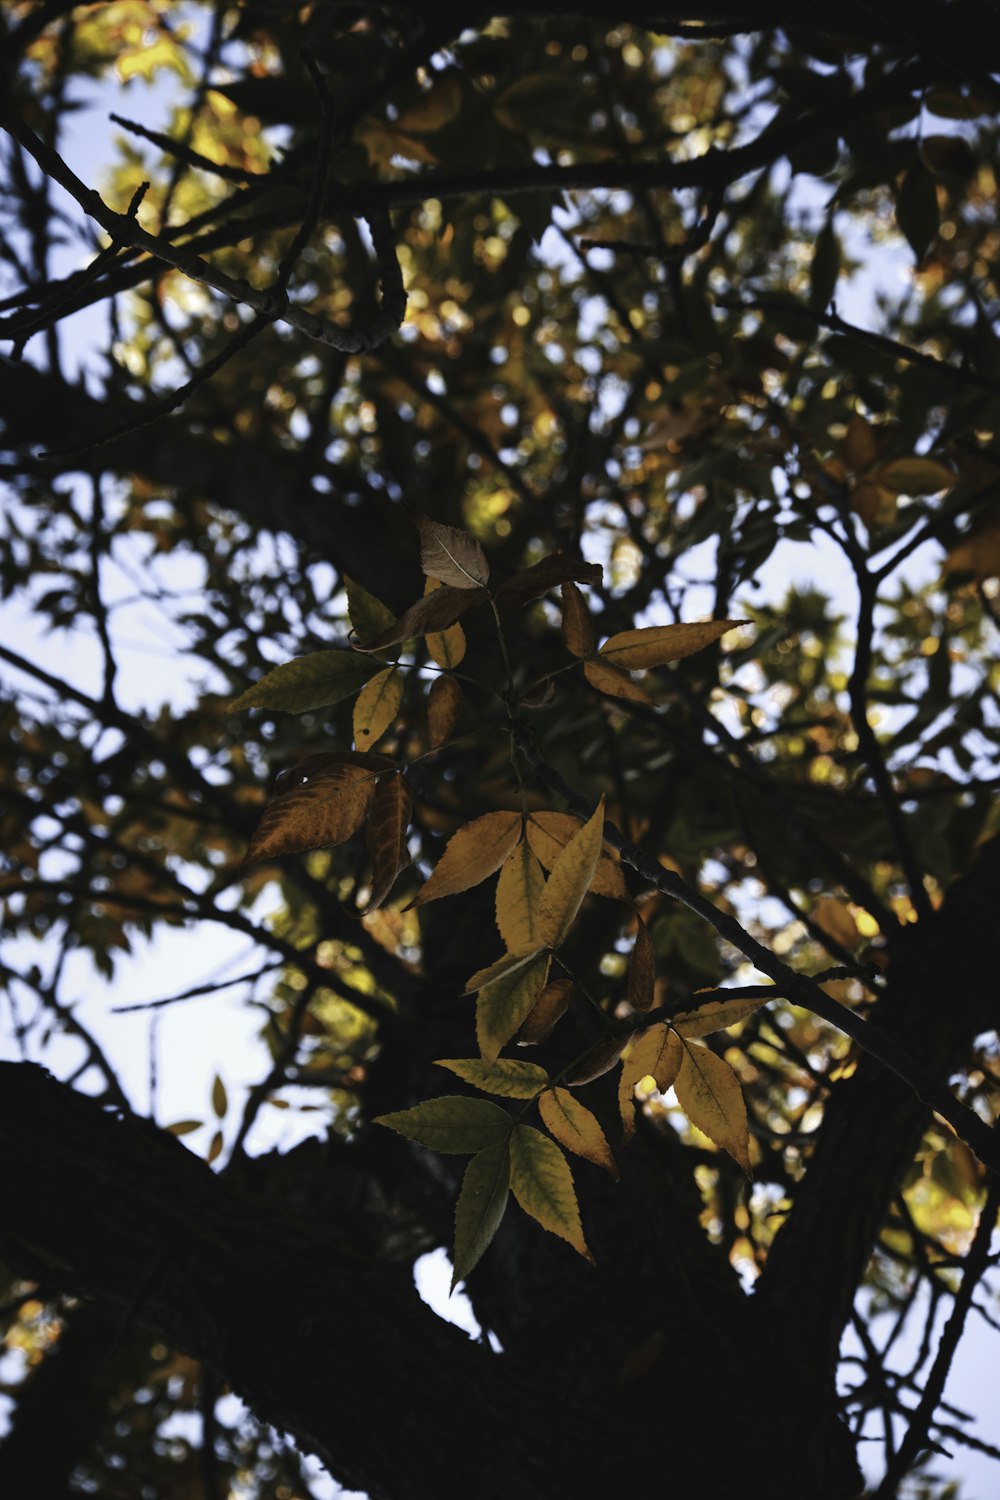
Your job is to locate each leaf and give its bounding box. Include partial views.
[207,1129,224,1164]
[539,1088,618,1179]
[229,650,376,712]
[538,796,606,947]
[945,518,1000,581]
[850,479,896,530]
[427,673,464,747]
[361,773,411,913]
[465,944,547,992]
[840,412,881,473]
[211,1075,227,1118]
[410,811,523,908]
[244,763,375,867]
[477,950,551,1064]
[374,1095,512,1153]
[452,1140,510,1287]
[497,552,603,606]
[353,666,404,748]
[495,839,546,949]
[344,575,394,646]
[525,812,628,901]
[417,514,490,590]
[436,1057,549,1098]
[809,218,840,313]
[618,1024,682,1140]
[560,581,596,657]
[274,750,396,792]
[675,1040,751,1174]
[424,576,467,668]
[509,1124,592,1261]
[395,74,463,134]
[875,457,955,496]
[628,914,655,1012]
[566,1034,626,1086]
[518,977,573,1044]
[583,657,654,705]
[672,995,769,1038]
[812,897,860,950]
[164,1119,203,1136]
[895,156,939,263]
[355,586,488,654]
[598,620,742,670]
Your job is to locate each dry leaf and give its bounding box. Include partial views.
[418,514,490,589]
[361,773,411,913]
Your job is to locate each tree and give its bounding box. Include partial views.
[1,3,999,1496]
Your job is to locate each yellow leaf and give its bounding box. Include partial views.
[344,575,394,646]
[560,581,596,657]
[361,773,411,914]
[525,811,628,901]
[628,914,655,1011]
[452,1140,511,1287]
[477,950,551,1064]
[812,897,860,950]
[539,1087,618,1178]
[675,1040,751,1175]
[418,514,490,590]
[427,673,464,747]
[424,576,468,668]
[244,763,374,867]
[672,995,769,1038]
[465,944,547,993]
[495,839,546,949]
[598,620,742,669]
[436,1057,549,1098]
[538,797,606,948]
[583,656,654,704]
[353,666,404,748]
[509,1124,592,1260]
[618,1024,682,1140]
[518,977,572,1044]
[412,811,523,908]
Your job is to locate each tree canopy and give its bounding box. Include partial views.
[2,4,1000,1498]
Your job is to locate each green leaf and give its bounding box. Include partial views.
[477,949,551,1064]
[344,576,395,646]
[452,1141,510,1287]
[436,1057,549,1098]
[509,1124,592,1261]
[374,1095,512,1153]
[229,650,376,713]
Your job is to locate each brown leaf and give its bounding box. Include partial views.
[518,977,572,1045]
[361,773,411,913]
[583,657,654,705]
[497,552,603,606]
[628,914,655,1012]
[356,586,488,654]
[418,514,490,589]
[427,673,464,747]
[245,762,376,867]
[565,1034,626,1086]
[560,581,596,657]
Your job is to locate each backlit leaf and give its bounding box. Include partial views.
[495,839,546,949]
[465,944,547,993]
[452,1140,510,1287]
[375,1095,512,1153]
[538,796,606,948]
[418,514,489,590]
[436,1057,549,1098]
[598,620,741,670]
[539,1088,618,1179]
[353,666,404,748]
[424,576,467,668]
[344,575,394,646]
[411,810,522,908]
[356,586,487,654]
[518,977,573,1044]
[477,950,551,1064]
[560,581,596,657]
[628,914,655,1012]
[812,897,860,950]
[244,763,375,867]
[427,673,464,746]
[675,1040,751,1174]
[945,518,1000,581]
[672,995,769,1038]
[230,650,376,712]
[509,1124,592,1261]
[497,552,602,605]
[211,1074,227,1118]
[361,772,411,913]
[583,657,653,704]
[876,457,955,495]
[618,1024,682,1140]
[525,812,627,901]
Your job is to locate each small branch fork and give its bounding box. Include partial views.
[511,719,1000,1175]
